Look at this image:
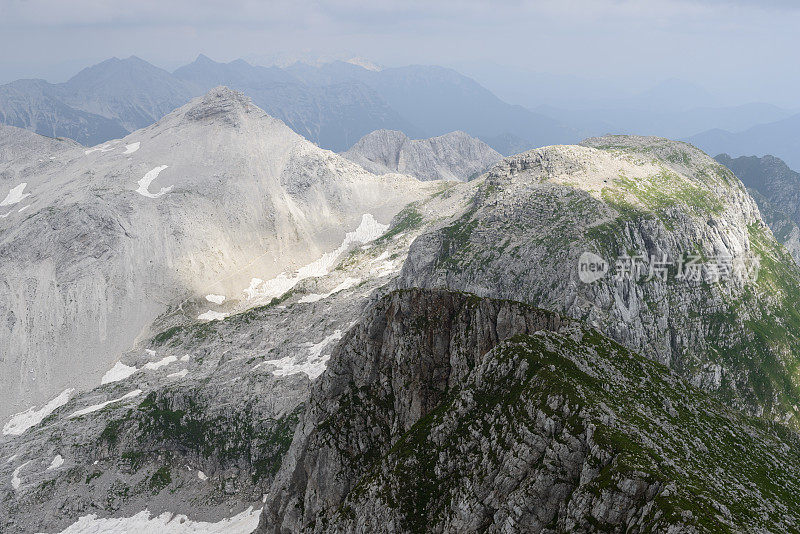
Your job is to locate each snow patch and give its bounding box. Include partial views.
[180,354,191,362]
[68,390,141,419]
[101,362,138,385]
[84,141,118,155]
[1,183,30,206]
[46,506,261,534]
[47,455,64,471]
[136,165,173,198]
[371,251,390,263]
[167,369,189,379]
[18,205,30,213]
[11,461,30,491]
[123,142,141,154]
[299,277,361,303]
[245,214,387,303]
[198,310,227,321]
[346,57,382,71]
[373,260,398,277]
[262,330,343,380]
[205,294,226,305]
[0,210,11,218]
[3,389,74,436]
[144,355,178,370]
[198,470,208,481]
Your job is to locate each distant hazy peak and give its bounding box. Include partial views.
[343,128,502,181]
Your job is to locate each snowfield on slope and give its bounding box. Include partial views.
[123,142,141,154]
[244,214,387,304]
[197,310,228,321]
[298,277,361,303]
[2,389,74,436]
[47,454,64,471]
[84,141,120,155]
[67,390,142,419]
[11,461,31,491]
[1,183,30,206]
[255,330,343,380]
[101,362,138,385]
[205,294,226,305]
[43,506,261,534]
[136,165,172,198]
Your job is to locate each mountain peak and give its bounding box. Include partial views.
[182,86,256,124]
[193,53,216,64]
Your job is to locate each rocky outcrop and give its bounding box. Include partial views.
[398,136,800,423]
[258,289,800,533]
[342,129,502,181]
[258,289,571,532]
[745,187,800,264]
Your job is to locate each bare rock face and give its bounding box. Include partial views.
[258,289,800,533]
[342,129,502,181]
[0,87,429,422]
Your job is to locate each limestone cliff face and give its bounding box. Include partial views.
[398,136,800,423]
[258,289,800,533]
[259,289,573,533]
[342,129,502,181]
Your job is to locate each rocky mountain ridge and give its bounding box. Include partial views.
[4,132,800,533]
[258,289,800,533]
[398,136,800,424]
[342,129,502,181]
[0,86,429,422]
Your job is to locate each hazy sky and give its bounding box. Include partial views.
[1,0,799,107]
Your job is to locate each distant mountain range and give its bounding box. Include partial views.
[0,55,583,154]
[3,55,793,159]
[691,113,800,172]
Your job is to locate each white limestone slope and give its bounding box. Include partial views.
[0,87,432,423]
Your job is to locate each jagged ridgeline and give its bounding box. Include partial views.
[259,289,800,532]
[399,135,800,426]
